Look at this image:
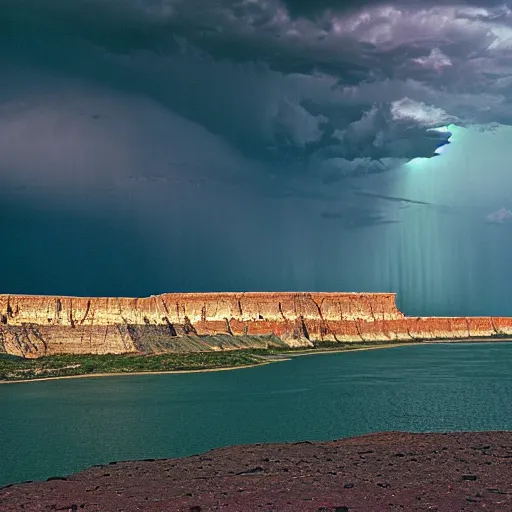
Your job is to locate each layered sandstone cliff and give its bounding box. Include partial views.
[0,292,511,358]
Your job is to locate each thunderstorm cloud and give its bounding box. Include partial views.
[4,0,512,184]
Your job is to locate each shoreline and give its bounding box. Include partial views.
[282,341,420,358]
[0,360,275,385]
[2,338,512,384]
[0,342,408,384]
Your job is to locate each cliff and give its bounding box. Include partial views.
[0,292,511,358]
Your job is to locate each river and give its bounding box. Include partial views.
[1,342,511,486]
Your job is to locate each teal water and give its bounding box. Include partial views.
[1,343,512,486]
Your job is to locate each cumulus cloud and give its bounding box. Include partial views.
[412,48,452,71]
[390,98,455,126]
[486,207,512,224]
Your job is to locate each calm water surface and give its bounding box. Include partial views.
[1,343,512,486]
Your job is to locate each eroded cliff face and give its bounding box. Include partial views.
[0,292,510,358]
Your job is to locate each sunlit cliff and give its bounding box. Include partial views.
[1,292,511,358]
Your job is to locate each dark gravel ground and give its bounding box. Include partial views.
[1,432,512,511]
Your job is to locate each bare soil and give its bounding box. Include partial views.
[1,431,512,511]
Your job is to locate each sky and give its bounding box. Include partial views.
[2,0,512,315]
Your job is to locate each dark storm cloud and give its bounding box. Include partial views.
[283,0,510,17]
[354,191,435,206]
[320,206,399,228]
[10,0,509,182]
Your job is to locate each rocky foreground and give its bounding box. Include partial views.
[1,432,511,511]
[2,292,512,358]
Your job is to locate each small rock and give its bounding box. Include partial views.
[236,466,264,475]
[343,483,354,489]
[462,474,477,481]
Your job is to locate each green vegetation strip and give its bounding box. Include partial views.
[0,341,414,382]
[0,352,266,381]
